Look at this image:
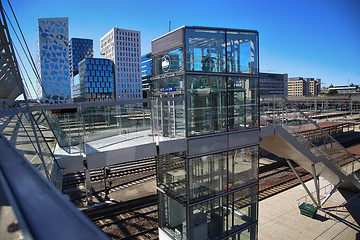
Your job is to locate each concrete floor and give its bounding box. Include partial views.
[259,177,359,239]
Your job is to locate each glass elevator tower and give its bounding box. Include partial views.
[152,26,259,240]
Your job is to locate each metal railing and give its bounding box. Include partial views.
[261,96,360,178]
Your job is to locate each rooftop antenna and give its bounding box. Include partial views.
[169,21,171,32]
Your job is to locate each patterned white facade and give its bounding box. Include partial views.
[100,28,142,100]
[37,17,70,101]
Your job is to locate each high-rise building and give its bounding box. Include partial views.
[259,72,288,98]
[69,38,93,77]
[77,58,115,102]
[288,77,321,97]
[307,78,321,96]
[100,28,142,100]
[37,17,70,101]
[141,52,152,98]
[69,38,93,100]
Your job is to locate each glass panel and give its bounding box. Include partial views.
[226,31,258,74]
[224,187,258,234]
[153,75,184,96]
[1,113,42,168]
[158,191,187,240]
[152,97,185,139]
[186,28,226,72]
[190,186,257,240]
[228,77,258,130]
[228,146,258,189]
[1,111,55,178]
[82,103,151,144]
[189,152,227,201]
[187,75,227,136]
[189,146,258,202]
[44,108,80,148]
[228,225,257,240]
[157,153,187,202]
[153,48,183,76]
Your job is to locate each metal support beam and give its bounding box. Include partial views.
[286,159,320,207]
[321,182,341,206]
[311,163,321,207]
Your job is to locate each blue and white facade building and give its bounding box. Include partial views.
[100,28,142,100]
[141,52,152,98]
[37,17,70,101]
[69,38,93,100]
[77,58,115,102]
[69,38,93,77]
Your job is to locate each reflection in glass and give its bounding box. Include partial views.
[228,147,258,189]
[157,153,187,202]
[189,152,227,201]
[153,48,183,76]
[228,77,258,130]
[187,75,227,136]
[186,29,226,72]
[226,31,258,74]
[159,191,187,240]
[153,75,184,95]
[190,186,257,240]
[189,146,258,202]
[152,97,185,138]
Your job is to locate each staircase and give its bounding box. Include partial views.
[260,97,360,203]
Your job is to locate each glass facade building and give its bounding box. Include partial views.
[37,17,70,101]
[77,58,115,101]
[141,52,152,98]
[152,26,259,240]
[69,38,93,77]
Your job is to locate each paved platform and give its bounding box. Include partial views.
[259,177,360,239]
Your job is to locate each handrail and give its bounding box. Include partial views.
[261,96,359,177]
[260,112,330,159]
[282,96,359,165]
[0,133,109,240]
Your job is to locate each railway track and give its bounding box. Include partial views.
[258,158,313,200]
[63,158,156,189]
[80,159,309,240]
[83,195,158,240]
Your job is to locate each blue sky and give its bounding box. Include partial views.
[3,0,360,89]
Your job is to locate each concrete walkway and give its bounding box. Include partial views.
[259,177,359,239]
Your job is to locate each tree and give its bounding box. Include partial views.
[329,84,334,88]
[327,89,338,95]
[350,83,355,87]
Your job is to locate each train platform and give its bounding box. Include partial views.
[258,177,360,239]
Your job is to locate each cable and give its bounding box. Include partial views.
[13,43,39,99]
[5,0,48,98]
[2,6,46,98]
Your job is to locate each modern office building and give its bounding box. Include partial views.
[306,78,321,96]
[288,77,321,97]
[69,38,93,77]
[288,78,305,97]
[259,72,288,98]
[37,17,70,101]
[77,58,115,101]
[152,26,259,240]
[100,28,142,100]
[141,52,152,98]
